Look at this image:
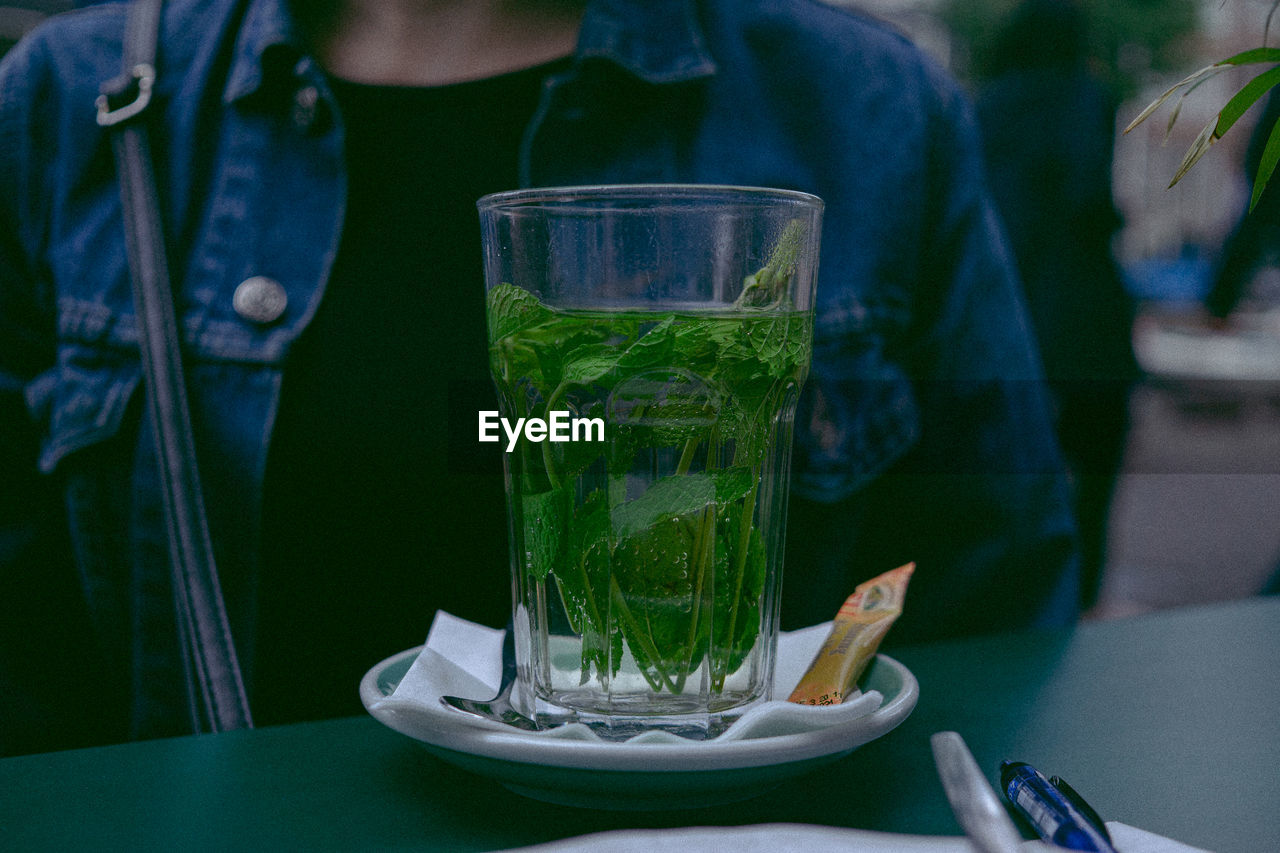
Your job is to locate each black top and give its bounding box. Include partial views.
[255,60,566,724]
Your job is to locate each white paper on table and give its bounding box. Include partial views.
[497,821,1213,853]
[370,612,884,743]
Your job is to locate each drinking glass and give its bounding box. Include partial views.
[477,185,822,738]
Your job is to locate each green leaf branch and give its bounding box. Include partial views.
[1125,45,1280,211]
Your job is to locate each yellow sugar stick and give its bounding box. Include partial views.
[788,563,914,705]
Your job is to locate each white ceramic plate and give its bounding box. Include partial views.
[359,631,918,810]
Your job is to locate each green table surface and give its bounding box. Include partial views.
[4,597,1277,852]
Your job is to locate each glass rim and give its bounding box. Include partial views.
[476,183,824,212]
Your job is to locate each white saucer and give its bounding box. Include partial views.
[359,623,918,809]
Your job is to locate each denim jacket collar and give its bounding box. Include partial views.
[577,0,717,82]
[219,0,716,107]
[222,0,303,105]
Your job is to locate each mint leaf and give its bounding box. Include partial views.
[552,490,613,680]
[490,340,546,397]
[712,514,767,675]
[609,370,718,446]
[615,316,677,372]
[487,283,553,342]
[742,313,810,375]
[559,350,621,387]
[487,285,558,396]
[710,466,756,504]
[487,287,816,692]
[552,399,609,485]
[669,319,737,374]
[734,219,808,309]
[611,473,715,540]
[612,514,698,671]
[553,492,610,630]
[521,488,568,581]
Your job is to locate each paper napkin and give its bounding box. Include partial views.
[369,611,884,742]
[497,821,1213,852]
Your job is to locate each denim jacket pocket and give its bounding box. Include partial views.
[792,327,920,504]
[27,345,142,475]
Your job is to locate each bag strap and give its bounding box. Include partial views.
[98,0,253,734]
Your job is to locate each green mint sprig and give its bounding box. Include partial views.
[485,229,812,693]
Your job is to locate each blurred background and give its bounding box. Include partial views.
[4,0,1278,621]
[847,0,1280,620]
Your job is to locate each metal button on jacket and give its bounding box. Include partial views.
[232,276,288,324]
[292,85,319,130]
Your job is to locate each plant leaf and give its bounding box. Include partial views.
[1164,75,1218,141]
[521,487,569,581]
[611,519,696,677]
[1167,66,1280,187]
[1250,116,1280,211]
[1217,46,1280,67]
[710,466,756,505]
[553,490,610,653]
[1125,63,1228,134]
[559,350,621,387]
[611,473,715,540]
[1217,65,1280,139]
[1163,94,1184,142]
[487,283,553,342]
[1124,48,1280,135]
[1169,118,1218,187]
[614,316,677,372]
[734,219,808,308]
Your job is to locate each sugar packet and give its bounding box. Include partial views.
[788,563,914,705]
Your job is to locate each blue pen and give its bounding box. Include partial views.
[1000,760,1118,853]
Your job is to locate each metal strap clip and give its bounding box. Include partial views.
[96,63,156,127]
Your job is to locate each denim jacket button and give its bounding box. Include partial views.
[292,85,319,130]
[233,276,288,325]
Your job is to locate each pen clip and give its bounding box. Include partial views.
[1049,774,1112,844]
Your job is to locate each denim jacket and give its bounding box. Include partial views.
[1,0,1078,747]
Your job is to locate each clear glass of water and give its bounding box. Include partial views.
[477,185,822,739]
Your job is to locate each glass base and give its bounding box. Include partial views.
[532,707,748,742]
[520,633,774,740]
[528,690,765,741]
